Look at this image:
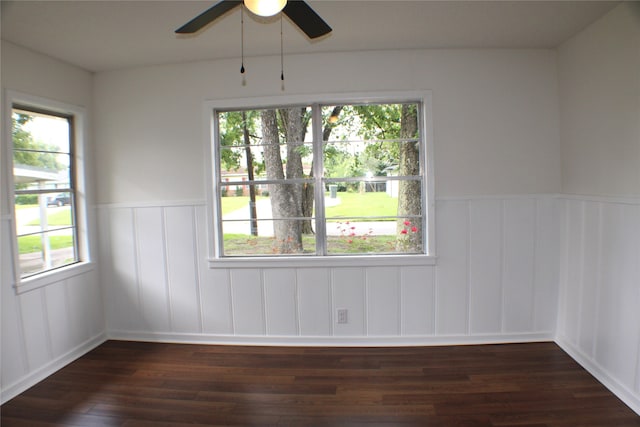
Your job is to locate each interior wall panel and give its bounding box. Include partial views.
[400,266,435,336]
[230,269,265,335]
[101,195,559,344]
[164,206,202,333]
[594,203,639,389]
[468,199,503,334]
[196,205,234,335]
[577,201,601,356]
[435,200,469,335]
[19,290,52,371]
[502,198,536,333]
[44,282,72,358]
[1,219,28,387]
[366,267,401,336]
[533,197,561,332]
[556,196,640,415]
[332,268,366,336]
[135,207,171,332]
[263,269,298,336]
[296,268,332,336]
[106,207,142,332]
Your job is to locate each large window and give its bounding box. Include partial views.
[10,104,82,280]
[210,93,434,263]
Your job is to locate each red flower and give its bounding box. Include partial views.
[411,226,418,233]
[403,220,411,226]
[400,229,408,234]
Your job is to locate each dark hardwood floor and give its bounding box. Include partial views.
[1,341,638,426]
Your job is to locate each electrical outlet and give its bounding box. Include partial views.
[337,308,348,324]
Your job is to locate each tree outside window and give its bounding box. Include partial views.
[214,99,426,258]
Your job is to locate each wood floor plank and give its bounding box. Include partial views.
[1,341,638,426]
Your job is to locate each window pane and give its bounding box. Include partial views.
[13,110,72,193]
[15,194,74,234]
[12,107,78,278]
[324,182,401,219]
[220,183,316,256]
[326,217,422,255]
[17,230,77,277]
[215,100,426,258]
[222,219,316,256]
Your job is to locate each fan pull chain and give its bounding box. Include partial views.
[280,13,285,88]
[240,5,245,75]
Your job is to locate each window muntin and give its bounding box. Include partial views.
[214,100,426,258]
[11,107,80,278]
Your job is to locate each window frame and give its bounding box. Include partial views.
[5,91,93,293]
[204,91,436,268]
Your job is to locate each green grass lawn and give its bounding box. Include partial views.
[221,192,397,218]
[221,191,402,255]
[220,196,265,215]
[15,204,37,210]
[18,235,74,254]
[222,233,401,256]
[26,207,72,226]
[325,191,397,219]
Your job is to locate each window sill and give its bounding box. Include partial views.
[14,261,95,294]
[209,255,437,269]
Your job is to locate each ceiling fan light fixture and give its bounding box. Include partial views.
[244,0,287,17]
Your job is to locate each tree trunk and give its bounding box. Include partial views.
[242,111,258,236]
[262,109,302,253]
[396,104,422,252]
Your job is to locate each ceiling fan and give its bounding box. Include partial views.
[175,0,332,39]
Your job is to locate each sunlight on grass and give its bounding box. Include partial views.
[26,207,72,226]
[325,191,397,219]
[220,196,265,215]
[18,235,74,254]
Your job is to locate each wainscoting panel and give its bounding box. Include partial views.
[100,196,560,345]
[400,266,435,336]
[1,216,105,404]
[434,200,469,335]
[164,206,202,333]
[332,267,367,336]
[556,196,640,414]
[296,268,332,336]
[468,199,503,334]
[502,198,536,333]
[533,196,560,332]
[135,207,171,333]
[263,269,298,336]
[230,268,265,335]
[366,267,401,336]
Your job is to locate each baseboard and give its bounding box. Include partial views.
[0,333,107,405]
[107,330,554,347]
[556,337,640,416]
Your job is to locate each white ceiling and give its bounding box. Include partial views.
[1,0,619,72]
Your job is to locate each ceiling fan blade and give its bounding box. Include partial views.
[283,1,332,39]
[175,0,242,34]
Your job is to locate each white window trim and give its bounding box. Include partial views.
[4,90,93,293]
[203,91,436,268]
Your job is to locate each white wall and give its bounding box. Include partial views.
[100,195,559,345]
[94,48,562,347]
[559,2,640,198]
[94,49,561,203]
[556,3,640,414]
[0,41,105,404]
